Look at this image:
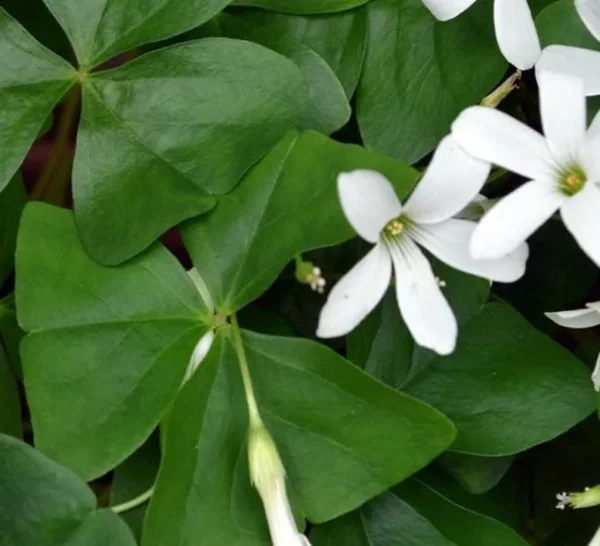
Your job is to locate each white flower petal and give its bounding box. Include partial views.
[536,46,600,97]
[546,307,600,329]
[421,0,477,21]
[404,136,491,224]
[452,106,556,183]
[337,170,403,243]
[264,478,311,546]
[494,0,541,70]
[411,219,528,282]
[580,131,600,184]
[387,237,457,355]
[576,0,600,41]
[561,184,600,267]
[593,352,600,392]
[538,70,587,165]
[470,181,566,259]
[317,242,392,338]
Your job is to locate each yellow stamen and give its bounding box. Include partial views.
[386,219,404,236]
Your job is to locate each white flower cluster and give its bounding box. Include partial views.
[317,0,600,360]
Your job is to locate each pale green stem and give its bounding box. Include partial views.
[230,313,262,428]
[111,486,155,514]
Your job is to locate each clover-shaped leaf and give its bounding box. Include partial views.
[144,330,455,545]
[16,203,210,479]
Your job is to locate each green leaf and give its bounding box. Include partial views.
[210,13,350,134]
[145,330,455,545]
[110,434,160,542]
[42,0,232,67]
[232,0,370,15]
[537,0,600,49]
[16,203,209,479]
[223,8,367,98]
[0,174,27,286]
[0,293,24,379]
[357,0,506,164]
[437,452,513,495]
[0,345,21,438]
[395,479,529,546]
[0,6,75,193]
[75,38,307,265]
[312,493,457,546]
[402,303,595,456]
[0,433,136,546]
[182,130,417,314]
[313,480,527,546]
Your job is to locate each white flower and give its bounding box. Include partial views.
[546,302,600,390]
[536,0,600,96]
[248,424,310,546]
[421,0,541,70]
[452,70,600,266]
[316,137,528,356]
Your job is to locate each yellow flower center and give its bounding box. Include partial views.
[385,219,404,236]
[560,166,586,196]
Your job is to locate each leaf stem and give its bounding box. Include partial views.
[111,486,155,514]
[31,85,81,204]
[230,313,261,428]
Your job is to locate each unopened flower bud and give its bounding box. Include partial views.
[295,258,326,294]
[556,485,600,510]
[248,424,311,546]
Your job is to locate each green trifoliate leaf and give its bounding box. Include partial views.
[208,13,351,134]
[75,38,307,265]
[42,0,232,67]
[356,0,506,164]
[0,174,27,286]
[0,7,75,194]
[232,0,370,14]
[16,203,209,479]
[144,330,455,545]
[0,433,136,546]
[182,130,417,314]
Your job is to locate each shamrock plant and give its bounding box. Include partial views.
[2,0,600,546]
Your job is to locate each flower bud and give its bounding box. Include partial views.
[248,424,311,546]
[556,485,600,510]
